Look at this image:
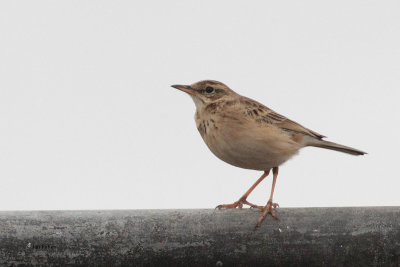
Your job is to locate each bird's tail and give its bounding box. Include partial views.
[307,139,367,156]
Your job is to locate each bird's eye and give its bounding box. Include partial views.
[205,86,214,93]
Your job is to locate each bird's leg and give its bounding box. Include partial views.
[216,169,270,210]
[254,167,279,230]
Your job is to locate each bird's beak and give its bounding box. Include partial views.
[171,84,195,95]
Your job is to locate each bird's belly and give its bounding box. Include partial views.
[200,123,300,171]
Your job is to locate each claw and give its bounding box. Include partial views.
[216,198,261,210]
[216,201,239,210]
[272,203,279,209]
[253,201,279,230]
[249,204,264,211]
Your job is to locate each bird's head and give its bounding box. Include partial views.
[172,80,235,109]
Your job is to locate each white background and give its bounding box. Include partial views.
[0,1,399,210]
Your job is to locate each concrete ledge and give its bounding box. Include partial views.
[0,207,399,266]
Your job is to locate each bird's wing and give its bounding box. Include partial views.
[240,97,326,140]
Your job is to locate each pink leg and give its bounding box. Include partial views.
[254,167,280,230]
[216,169,270,209]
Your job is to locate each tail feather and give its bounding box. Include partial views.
[308,140,367,156]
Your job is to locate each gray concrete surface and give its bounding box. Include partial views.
[0,207,399,266]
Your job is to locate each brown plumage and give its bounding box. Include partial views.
[172,80,366,229]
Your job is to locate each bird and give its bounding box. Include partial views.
[171,80,366,229]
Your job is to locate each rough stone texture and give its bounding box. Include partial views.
[0,207,399,266]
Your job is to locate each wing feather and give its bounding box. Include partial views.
[240,97,325,140]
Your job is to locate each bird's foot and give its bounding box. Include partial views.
[254,200,279,230]
[250,202,279,212]
[215,197,260,210]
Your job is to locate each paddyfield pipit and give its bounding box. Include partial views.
[172,80,366,229]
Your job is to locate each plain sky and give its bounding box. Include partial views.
[0,1,399,210]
